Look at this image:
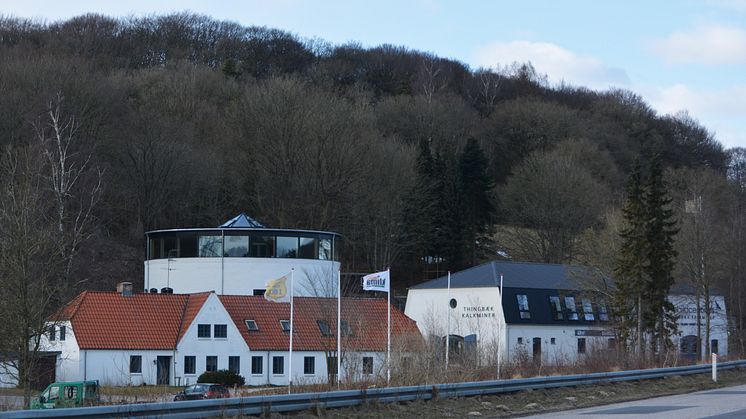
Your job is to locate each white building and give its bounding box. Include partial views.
[41,284,419,387]
[405,260,728,365]
[144,213,342,296]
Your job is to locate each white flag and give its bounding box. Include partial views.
[264,275,290,303]
[362,270,390,292]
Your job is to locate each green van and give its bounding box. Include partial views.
[31,380,99,409]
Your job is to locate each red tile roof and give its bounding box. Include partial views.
[58,291,211,350]
[219,296,421,352]
[57,292,421,352]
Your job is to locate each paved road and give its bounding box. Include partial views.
[526,383,746,419]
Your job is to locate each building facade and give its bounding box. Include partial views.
[405,260,728,365]
[145,213,342,296]
[41,287,419,386]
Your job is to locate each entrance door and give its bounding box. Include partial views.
[532,338,542,361]
[156,356,171,385]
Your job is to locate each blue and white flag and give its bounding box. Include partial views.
[362,270,390,292]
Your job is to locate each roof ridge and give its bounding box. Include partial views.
[174,293,192,347]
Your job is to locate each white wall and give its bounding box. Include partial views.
[145,258,341,296]
[405,286,507,364]
[40,321,83,383]
[671,294,729,357]
[506,324,613,364]
[175,293,251,385]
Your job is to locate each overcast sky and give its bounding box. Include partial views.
[4,0,746,148]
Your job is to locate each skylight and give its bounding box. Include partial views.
[245,320,259,331]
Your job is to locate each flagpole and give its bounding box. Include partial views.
[337,269,341,388]
[288,269,294,394]
[387,267,391,386]
[497,272,503,380]
[446,271,451,371]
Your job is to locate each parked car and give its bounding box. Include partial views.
[173,383,230,401]
[30,380,100,409]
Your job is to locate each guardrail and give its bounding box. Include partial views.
[4,360,745,418]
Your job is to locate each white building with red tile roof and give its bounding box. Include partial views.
[41,286,421,387]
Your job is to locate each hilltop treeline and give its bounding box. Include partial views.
[1,14,745,347]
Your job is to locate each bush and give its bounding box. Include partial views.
[197,370,245,387]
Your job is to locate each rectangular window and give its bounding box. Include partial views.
[252,289,265,296]
[178,235,198,258]
[163,237,177,258]
[578,338,586,354]
[214,324,228,339]
[49,326,56,341]
[280,320,290,332]
[712,339,719,355]
[229,356,240,374]
[184,356,196,375]
[251,356,263,375]
[276,237,298,258]
[299,237,317,259]
[59,326,66,341]
[206,356,218,372]
[549,296,564,320]
[565,296,579,320]
[249,235,275,257]
[304,356,315,375]
[327,356,338,376]
[582,299,595,321]
[224,235,249,257]
[272,356,284,375]
[245,320,259,331]
[319,238,332,260]
[516,294,531,319]
[130,355,142,374]
[198,324,211,338]
[598,303,610,322]
[517,337,523,344]
[550,337,556,345]
[363,357,374,375]
[198,235,222,257]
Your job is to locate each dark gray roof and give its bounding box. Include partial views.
[219,213,265,228]
[410,260,606,291]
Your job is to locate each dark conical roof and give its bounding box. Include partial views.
[219,213,266,228]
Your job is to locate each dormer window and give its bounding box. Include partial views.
[280,320,290,332]
[245,320,259,331]
[516,294,531,319]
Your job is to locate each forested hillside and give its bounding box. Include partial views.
[1,14,744,342]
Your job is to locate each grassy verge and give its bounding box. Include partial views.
[309,368,746,418]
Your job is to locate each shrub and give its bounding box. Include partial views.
[197,370,245,387]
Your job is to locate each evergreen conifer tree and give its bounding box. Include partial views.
[643,155,679,353]
[614,161,648,353]
[458,138,496,267]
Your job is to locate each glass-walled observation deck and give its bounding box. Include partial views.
[146,228,341,262]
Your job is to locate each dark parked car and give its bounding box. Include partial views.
[173,383,230,401]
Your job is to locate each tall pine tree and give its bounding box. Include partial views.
[643,155,679,354]
[614,160,648,354]
[458,138,496,267]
